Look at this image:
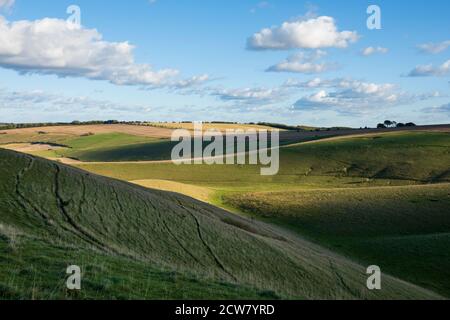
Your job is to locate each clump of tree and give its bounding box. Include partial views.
[257,122,307,131]
[209,121,238,124]
[0,120,129,131]
[377,120,416,129]
[384,120,397,128]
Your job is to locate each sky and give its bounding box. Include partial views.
[0,0,449,127]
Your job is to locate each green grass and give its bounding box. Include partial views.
[0,149,440,300]
[0,236,275,300]
[60,131,316,163]
[2,130,449,299]
[70,131,450,299]
[63,132,152,149]
[282,131,450,183]
[223,184,450,297]
[0,133,71,146]
[32,133,174,162]
[0,132,177,162]
[2,129,331,163]
[76,131,450,191]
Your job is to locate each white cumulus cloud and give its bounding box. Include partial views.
[212,86,285,105]
[361,46,389,56]
[292,78,439,114]
[407,60,450,77]
[0,17,208,89]
[422,103,450,114]
[250,1,271,14]
[0,87,155,122]
[417,40,450,54]
[247,16,359,50]
[267,50,335,74]
[0,0,14,10]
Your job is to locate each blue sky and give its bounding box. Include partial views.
[0,0,449,127]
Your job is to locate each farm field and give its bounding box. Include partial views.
[144,122,280,132]
[1,133,175,162]
[2,123,448,162]
[0,124,314,162]
[0,125,176,162]
[0,124,174,139]
[3,123,447,162]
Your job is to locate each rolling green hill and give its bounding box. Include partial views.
[67,130,450,299]
[0,149,442,300]
[19,133,175,162]
[224,184,450,297]
[22,131,322,163]
[77,131,450,192]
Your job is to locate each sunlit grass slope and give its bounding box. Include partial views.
[77,131,450,192]
[28,133,173,162]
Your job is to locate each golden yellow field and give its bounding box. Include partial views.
[131,179,214,202]
[0,124,174,139]
[146,122,280,132]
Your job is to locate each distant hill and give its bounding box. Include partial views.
[0,149,442,299]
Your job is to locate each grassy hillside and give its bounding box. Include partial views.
[0,235,274,300]
[282,131,450,183]
[76,131,450,192]
[1,130,329,163]
[67,130,450,299]
[1,133,175,162]
[49,133,173,162]
[0,149,441,299]
[224,184,450,297]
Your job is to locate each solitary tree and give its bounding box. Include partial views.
[384,120,393,128]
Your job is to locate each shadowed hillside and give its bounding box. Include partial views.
[225,184,450,297]
[0,149,442,299]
